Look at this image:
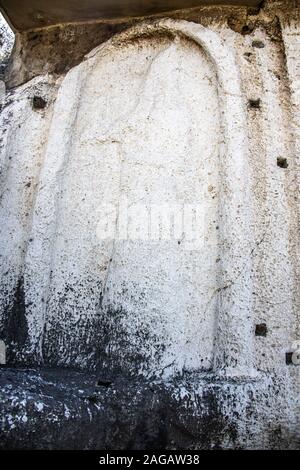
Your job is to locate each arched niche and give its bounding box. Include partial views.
[25,19,257,379]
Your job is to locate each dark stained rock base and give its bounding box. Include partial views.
[0,367,297,449]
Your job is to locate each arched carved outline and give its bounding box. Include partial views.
[26,19,258,380]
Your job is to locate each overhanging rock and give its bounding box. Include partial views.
[0,0,261,31]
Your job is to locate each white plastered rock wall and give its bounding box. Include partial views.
[0,7,299,449]
[1,19,256,378]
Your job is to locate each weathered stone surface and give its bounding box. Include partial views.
[0,1,299,450]
[0,13,14,80]
[0,0,261,31]
[0,367,297,450]
[0,19,257,380]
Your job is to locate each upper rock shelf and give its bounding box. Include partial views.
[0,0,261,31]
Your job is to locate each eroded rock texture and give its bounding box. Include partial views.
[0,13,14,80]
[0,1,299,449]
[1,367,297,450]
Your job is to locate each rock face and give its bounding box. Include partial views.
[0,367,295,450]
[0,19,254,378]
[0,1,299,449]
[0,0,261,30]
[0,13,14,80]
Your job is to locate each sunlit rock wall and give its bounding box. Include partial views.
[0,0,299,449]
[0,13,13,80]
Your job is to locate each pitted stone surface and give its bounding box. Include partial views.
[0,1,299,450]
[0,20,255,378]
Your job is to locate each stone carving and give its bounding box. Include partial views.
[0,19,256,379]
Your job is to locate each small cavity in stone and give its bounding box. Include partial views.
[241,25,254,35]
[286,352,294,365]
[255,323,267,337]
[32,96,47,110]
[96,379,112,388]
[249,99,261,109]
[277,157,288,169]
[252,40,265,49]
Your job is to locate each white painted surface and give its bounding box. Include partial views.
[27,25,222,375]
[1,20,253,378]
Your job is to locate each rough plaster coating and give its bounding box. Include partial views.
[1,18,256,379]
[0,0,299,450]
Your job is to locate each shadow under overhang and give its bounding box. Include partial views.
[0,0,262,32]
